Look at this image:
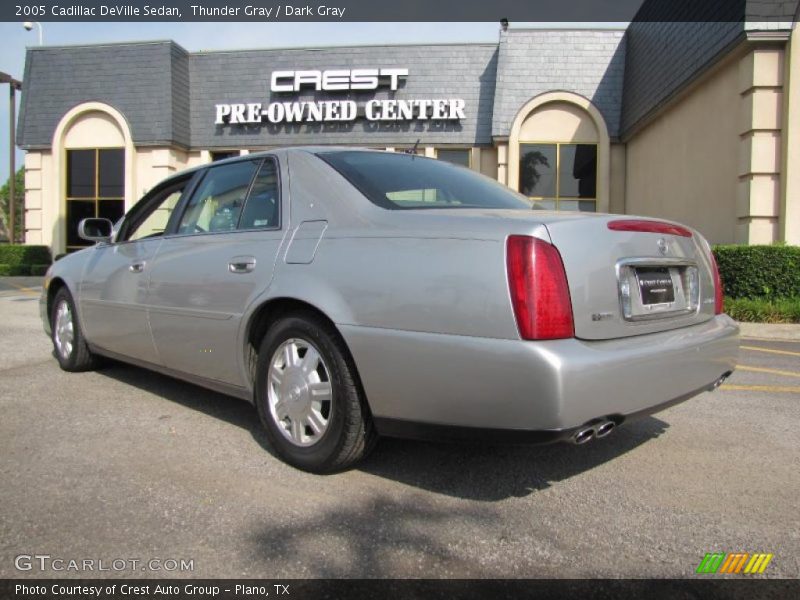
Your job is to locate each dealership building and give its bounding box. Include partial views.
[15,1,800,254]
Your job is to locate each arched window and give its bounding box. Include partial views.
[518,102,598,211]
[52,103,135,253]
[508,92,610,213]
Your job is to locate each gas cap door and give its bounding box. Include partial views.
[285,220,328,264]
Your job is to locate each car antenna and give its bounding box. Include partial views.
[409,139,420,158]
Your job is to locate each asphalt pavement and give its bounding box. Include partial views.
[1,279,798,578]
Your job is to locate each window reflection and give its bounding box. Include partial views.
[519,143,597,211]
[519,144,556,198]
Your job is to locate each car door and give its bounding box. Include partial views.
[147,156,286,387]
[79,174,195,362]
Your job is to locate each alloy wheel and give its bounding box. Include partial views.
[53,299,74,360]
[267,338,333,447]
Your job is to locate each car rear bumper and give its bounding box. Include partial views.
[373,380,721,444]
[341,315,739,437]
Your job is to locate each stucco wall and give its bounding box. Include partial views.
[480,147,498,179]
[609,143,627,214]
[781,22,800,244]
[624,57,741,244]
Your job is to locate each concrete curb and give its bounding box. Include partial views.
[738,322,800,341]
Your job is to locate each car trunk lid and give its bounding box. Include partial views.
[543,215,717,340]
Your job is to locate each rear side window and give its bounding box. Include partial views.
[177,160,259,234]
[319,151,531,210]
[239,159,280,229]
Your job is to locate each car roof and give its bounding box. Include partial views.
[156,146,384,187]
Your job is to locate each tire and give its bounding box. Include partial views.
[255,311,376,473]
[51,287,99,372]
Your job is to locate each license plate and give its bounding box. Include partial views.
[635,267,675,305]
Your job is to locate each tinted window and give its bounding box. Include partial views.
[239,159,280,230]
[211,151,239,162]
[178,161,259,234]
[320,151,530,210]
[98,149,125,197]
[437,149,471,168]
[519,143,597,212]
[97,200,125,224]
[519,144,556,198]
[66,148,125,251]
[559,144,597,199]
[67,150,95,198]
[66,201,95,247]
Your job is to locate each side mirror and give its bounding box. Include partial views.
[78,218,114,243]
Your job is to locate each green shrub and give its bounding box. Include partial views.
[30,264,50,276]
[712,245,800,299]
[0,244,52,268]
[0,264,30,276]
[723,296,800,323]
[0,261,50,276]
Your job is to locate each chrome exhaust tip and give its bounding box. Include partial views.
[595,421,616,439]
[710,371,734,391]
[572,427,595,445]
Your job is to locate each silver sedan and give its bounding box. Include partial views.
[41,148,739,472]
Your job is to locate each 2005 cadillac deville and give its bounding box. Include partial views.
[42,148,739,472]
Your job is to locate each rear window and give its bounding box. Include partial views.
[318,151,531,210]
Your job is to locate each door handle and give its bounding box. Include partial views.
[129,262,145,273]
[229,257,256,274]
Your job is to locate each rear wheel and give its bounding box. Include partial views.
[255,312,376,473]
[51,287,99,372]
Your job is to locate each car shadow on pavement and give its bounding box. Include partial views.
[97,361,280,459]
[98,361,669,502]
[358,417,669,501]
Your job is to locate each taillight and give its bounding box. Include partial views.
[709,251,724,315]
[607,219,693,238]
[506,235,574,340]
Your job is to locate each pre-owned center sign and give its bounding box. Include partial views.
[214,68,465,125]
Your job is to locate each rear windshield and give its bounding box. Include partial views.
[319,150,531,210]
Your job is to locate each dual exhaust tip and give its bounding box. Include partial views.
[572,419,616,445]
[572,371,734,445]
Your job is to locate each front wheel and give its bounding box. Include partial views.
[51,287,99,372]
[255,312,376,473]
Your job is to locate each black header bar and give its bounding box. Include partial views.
[4,0,799,23]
